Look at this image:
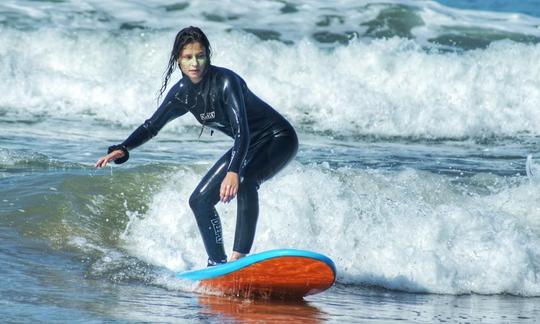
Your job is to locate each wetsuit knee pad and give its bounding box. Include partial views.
[189,190,209,212]
[188,192,200,211]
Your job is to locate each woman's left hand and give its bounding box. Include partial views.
[220,172,239,203]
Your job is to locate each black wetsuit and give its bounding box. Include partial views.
[109,65,298,264]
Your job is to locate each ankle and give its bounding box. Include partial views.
[229,251,246,262]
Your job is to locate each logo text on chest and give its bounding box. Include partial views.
[200,111,215,121]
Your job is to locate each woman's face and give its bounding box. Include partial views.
[178,42,207,84]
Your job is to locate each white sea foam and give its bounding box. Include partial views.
[121,163,540,296]
[1,25,540,138]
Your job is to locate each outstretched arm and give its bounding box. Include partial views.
[95,82,188,167]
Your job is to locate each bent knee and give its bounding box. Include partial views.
[189,191,204,211]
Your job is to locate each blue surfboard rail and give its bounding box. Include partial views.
[176,249,336,281]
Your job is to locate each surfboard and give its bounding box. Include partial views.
[176,249,336,299]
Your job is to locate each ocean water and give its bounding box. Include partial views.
[1,0,540,322]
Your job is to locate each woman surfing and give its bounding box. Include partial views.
[95,26,298,266]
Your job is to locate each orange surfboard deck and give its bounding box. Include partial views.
[177,249,336,299]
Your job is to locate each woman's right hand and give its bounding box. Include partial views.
[95,150,125,168]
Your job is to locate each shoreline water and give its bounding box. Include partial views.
[2,223,539,323]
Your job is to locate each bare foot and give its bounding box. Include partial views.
[229,251,246,262]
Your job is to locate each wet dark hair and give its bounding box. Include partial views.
[157,26,212,102]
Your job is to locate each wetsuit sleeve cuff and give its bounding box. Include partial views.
[227,164,240,174]
[108,144,129,164]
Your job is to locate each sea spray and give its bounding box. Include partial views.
[2,26,540,139]
[121,162,540,296]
